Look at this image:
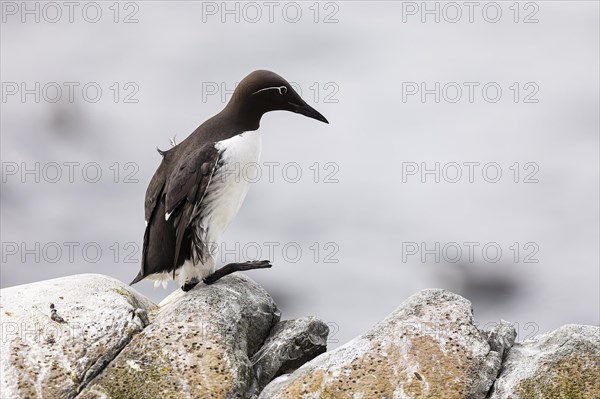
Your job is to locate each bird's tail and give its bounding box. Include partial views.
[129,271,145,285]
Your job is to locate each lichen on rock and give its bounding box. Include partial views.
[0,274,156,399]
[2,275,597,399]
[259,289,514,399]
[488,324,600,399]
[77,274,280,399]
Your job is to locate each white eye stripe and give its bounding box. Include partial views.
[252,86,287,95]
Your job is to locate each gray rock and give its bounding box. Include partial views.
[251,317,329,392]
[488,324,600,399]
[259,289,515,399]
[0,274,156,399]
[4,273,596,399]
[77,274,279,399]
[481,319,517,361]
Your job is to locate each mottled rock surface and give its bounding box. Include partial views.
[78,274,280,399]
[0,274,156,399]
[251,316,329,392]
[2,274,596,399]
[488,324,600,399]
[259,289,515,399]
[481,319,516,362]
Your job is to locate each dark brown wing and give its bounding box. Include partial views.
[163,144,220,272]
[131,152,171,285]
[131,144,220,285]
[144,157,168,222]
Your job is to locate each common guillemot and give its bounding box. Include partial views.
[130,70,329,291]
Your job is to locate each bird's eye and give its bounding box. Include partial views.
[278,86,287,95]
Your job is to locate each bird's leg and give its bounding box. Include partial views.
[203,260,272,285]
[180,261,272,291]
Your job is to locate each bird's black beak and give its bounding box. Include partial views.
[288,100,329,124]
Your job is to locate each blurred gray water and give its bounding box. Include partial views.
[1,1,598,348]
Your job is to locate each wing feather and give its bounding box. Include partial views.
[164,144,220,271]
[134,143,221,284]
[137,154,170,281]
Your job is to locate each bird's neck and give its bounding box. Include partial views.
[221,97,263,132]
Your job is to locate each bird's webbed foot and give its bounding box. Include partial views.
[181,278,200,292]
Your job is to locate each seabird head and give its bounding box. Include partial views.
[224,70,329,130]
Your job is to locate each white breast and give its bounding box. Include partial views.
[203,130,262,245]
